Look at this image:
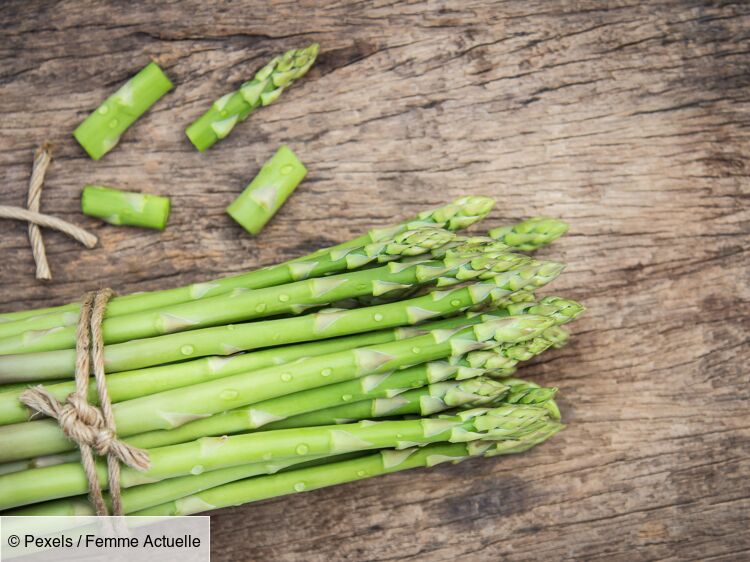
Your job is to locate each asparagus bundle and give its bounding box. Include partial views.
[0,197,581,517]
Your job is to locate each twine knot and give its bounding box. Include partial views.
[19,288,149,516]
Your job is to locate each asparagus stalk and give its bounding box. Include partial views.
[0,402,556,510]
[0,257,563,381]
[186,44,319,151]
[132,421,563,516]
[0,377,516,479]
[73,62,173,160]
[127,322,572,450]
[263,377,512,429]
[1,308,574,467]
[81,185,171,230]
[0,452,80,476]
[227,145,307,235]
[0,294,493,426]
[0,226,456,344]
[490,217,569,252]
[5,453,358,516]
[265,373,562,432]
[0,196,493,334]
[0,230,529,355]
[7,407,562,517]
[124,357,511,450]
[0,295,577,429]
[293,196,495,264]
[132,422,564,516]
[0,314,559,462]
[0,297,580,459]
[131,422,564,516]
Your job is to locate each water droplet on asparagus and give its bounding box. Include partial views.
[190,465,204,475]
[181,345,194,355]
[255,303,267,313]
[342,394,353,402]
[109,119,118,128]
[321,368,332,377]
[412,347,421,354]
[451,299,461,306]
[294,482,306,492]
[219,389,238,400]
[280,164,294,175]
[98,105,109,114]
[296,444,309,455]
[356,470,367,477]
[279,294,290,302]
[281,373,293,382]
[373,313,384,321]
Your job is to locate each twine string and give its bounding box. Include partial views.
[20,289,150,516]
[26,144,53,280]
[0,205,97,248]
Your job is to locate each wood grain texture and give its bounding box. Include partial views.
[1,0,749,560]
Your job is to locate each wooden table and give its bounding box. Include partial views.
[1,1,748,560]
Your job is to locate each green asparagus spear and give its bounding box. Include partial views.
[490,217,569,251]
[6,412,562,517]
[0,403,556,510]
[186,44,319,151]
[81,185,171,230]
[0,196,494,335]
[294,196,495,264]
[1,303,575,464]
[0,257,562,381]
[0,232,524,355]
[0,227,455,343]
[5,453,357,516]
[227,145,307,235]
[73,62,173,160]
[127,322,572,449]
[0,293,495,425]
[264,377,511,429]
[0,314,558,462]
[130,422,564,516]
[0,452,80,476]
[0,296,579,433]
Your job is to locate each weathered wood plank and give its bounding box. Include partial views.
[1,0,749,560]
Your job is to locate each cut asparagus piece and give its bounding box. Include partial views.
[73,62,173,160]
[0,313,561,461]
[490,217,569,251]
[227,145,307,235]
[81,185,171,230]
[136,422,564,516]
[0,196,493,336]
[186,44,319,151]
[0,402,557,510]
